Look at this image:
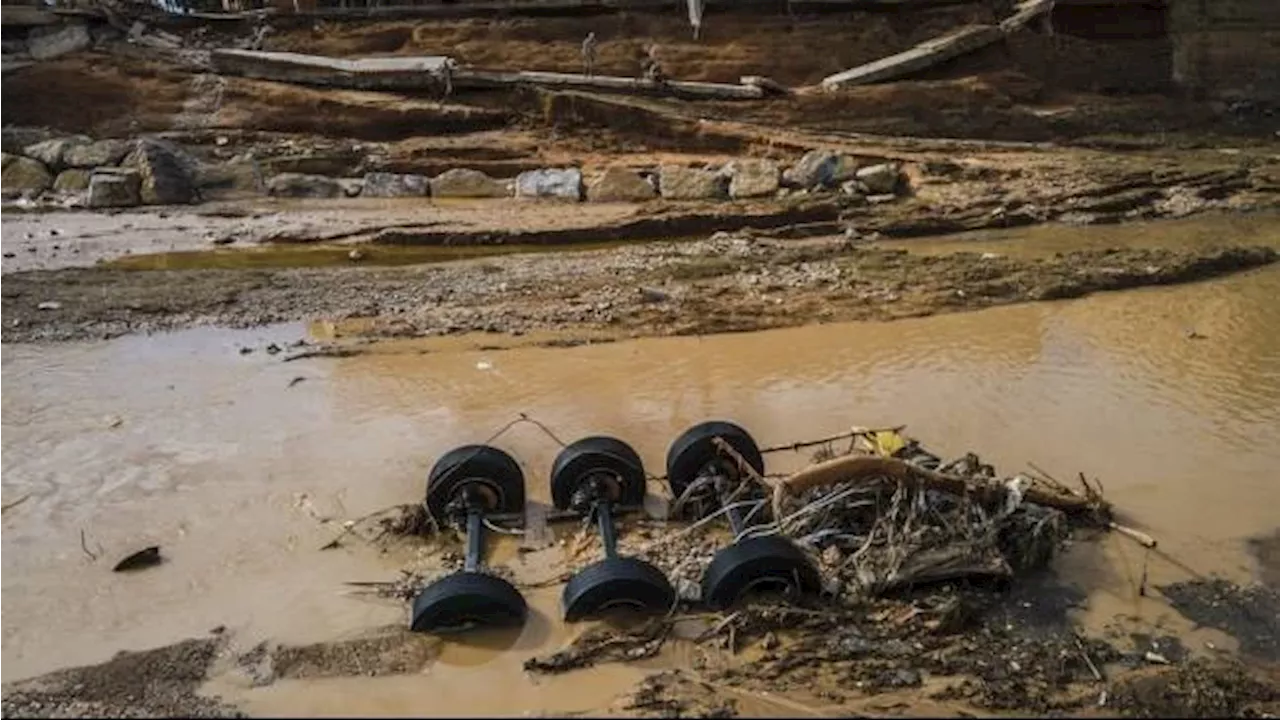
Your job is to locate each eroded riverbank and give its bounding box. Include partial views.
[3,234,1280,715]
[4,212,1279,345]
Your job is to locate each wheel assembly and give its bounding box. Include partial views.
[553,436,676,622]
[411,445,528,633]
[665,420,821,610]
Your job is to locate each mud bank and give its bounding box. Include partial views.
[3,229,1275,344]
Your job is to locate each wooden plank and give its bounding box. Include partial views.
[821,24,1004,89]
[457,68,765,99]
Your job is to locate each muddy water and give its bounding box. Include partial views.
[4,221,1280,714]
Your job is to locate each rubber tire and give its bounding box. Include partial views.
[426,444,525,521]
[700,535,821,611]
[562,556,676,622]
[550,436,647,512]
[410,570,528,633]
[665,421,764,501]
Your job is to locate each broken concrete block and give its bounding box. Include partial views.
[515,168,582,201]
[1,154,53,194]
[659,165,727,200]
[266,173,342,198]
[26,22,91,61]
[726,159,780,199]
[88,168,142,208]
[585,166,657,202]
[362,172,429,198]
[429,168,510,199]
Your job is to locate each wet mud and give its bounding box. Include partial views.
[3,233,1275,344]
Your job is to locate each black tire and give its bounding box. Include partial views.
[550,436,646,512]
[700,535,821,611]
[410,571,528,633]
[665,421,764,501]
[425,444,525,521]
[562,557,676,622]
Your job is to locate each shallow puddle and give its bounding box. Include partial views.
[4,220,1280,714]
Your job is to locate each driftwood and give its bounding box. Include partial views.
[774,454,1104,520]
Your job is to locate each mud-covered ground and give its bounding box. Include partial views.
[4,229,1276,344]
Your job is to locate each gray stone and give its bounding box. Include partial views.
[1,154,53,194]
[726,159,780,199]
[585,166,656,202]
[659,165,726,200]
[782,150,838,189]
[53,169,92,193]
[23,137,89,171]
[515,168,582,201]
[856,163,905,195]
[429,168,509,199]
[64,140,133,169]
[338,178,364,197]
[26,22,91,61]
[362,172,429,198]
[123,139,198,205]
[87,169,141,208]
[266,173,342,199]
[263,152,360,177]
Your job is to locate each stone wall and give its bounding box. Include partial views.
[1169,0,1280,100]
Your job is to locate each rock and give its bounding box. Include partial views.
[123,139,198,205]
[637,286,669,303]
[2,154,53,194]
[63,140,133,169]
[337,178,364,197]
[361,172,429,198]
[726,159,780,199]
[782,150,837,189]
[26,22,91,61]
[429,168,510,199]
[87,168,142,208]
[347,249,365,261]
[515,168,583,201]
[830,154,861,184]
[37,301,62,311]
[266,173,342,199]
[659,165,727,200]
[585,166,656,202]
[867,193,897,204]
[856,163,905,195]
[23,137,88,171]
[53,169,92,193]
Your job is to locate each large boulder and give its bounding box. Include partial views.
[586,166,656,202]
[266,173,342,199]
[27,22,91,61]
[196,160,264,197]
[123,139,198,205]
[87,169,141,208]
[362,172,429,198]
[263,151,361,177]
[1,154,53,194]
[726,159,780,199]
[659,166,727,201]
[53,169,92,193]
[855,163,906,195]
[429,168,509,199]
[64,140,133,169]
[515,168,582,201]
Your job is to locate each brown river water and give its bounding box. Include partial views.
[3,214,1280,715]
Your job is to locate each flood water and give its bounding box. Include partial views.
[3,215,1280,715]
